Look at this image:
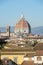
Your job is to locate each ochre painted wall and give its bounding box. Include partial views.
[1,55,24,64]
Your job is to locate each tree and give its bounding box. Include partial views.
[0,39,7,50]
[31,40,37,47]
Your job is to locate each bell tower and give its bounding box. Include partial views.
[6,26,10,37]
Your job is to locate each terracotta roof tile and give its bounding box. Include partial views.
[16,19,28,29]
[34,43,43,50]
[21,61,34,65]
[36,50,43,56]
[15,18,31,33]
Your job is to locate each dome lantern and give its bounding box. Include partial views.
[20,14,24,19]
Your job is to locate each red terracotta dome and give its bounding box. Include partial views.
[16,18,28,29]
[15,15,31,34]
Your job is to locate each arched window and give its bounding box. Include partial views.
[37,56,42,61]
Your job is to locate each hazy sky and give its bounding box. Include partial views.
[0,0,43,28]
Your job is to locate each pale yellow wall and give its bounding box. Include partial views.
[10,33,14,37]
[1,55,24,64]
[0,33,16,37]
[1,33,8,36]
[17,55,24,64]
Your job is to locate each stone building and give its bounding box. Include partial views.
[0,15,43,65]
[14,15,31,34]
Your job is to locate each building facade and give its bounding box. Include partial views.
[0,15,43,65]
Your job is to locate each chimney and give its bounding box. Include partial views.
[24,53,29,61]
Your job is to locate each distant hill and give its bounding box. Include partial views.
[31,26,43,35]
[0,27,14,32]
[0,26,43,35]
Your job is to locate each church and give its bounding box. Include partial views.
[0,15,43,65]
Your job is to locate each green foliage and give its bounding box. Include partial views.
[0,40,7,50]
[31,41,37,47]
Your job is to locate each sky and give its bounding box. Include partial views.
[0,0,43,28]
